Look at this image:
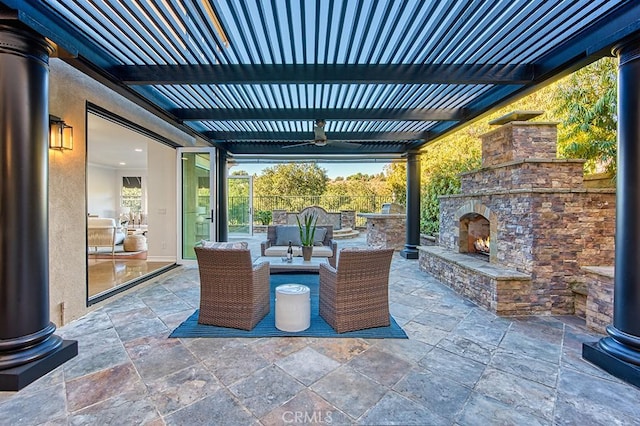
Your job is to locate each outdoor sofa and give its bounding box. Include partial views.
[261,225,337,267]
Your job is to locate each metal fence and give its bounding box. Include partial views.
[229,195,397,228]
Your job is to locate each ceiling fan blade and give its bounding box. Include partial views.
[281,141,315,149]
[327,140,362,148]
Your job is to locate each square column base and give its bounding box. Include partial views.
[400,249,419,259]
[583,341,640,390]
[0,340,78,391]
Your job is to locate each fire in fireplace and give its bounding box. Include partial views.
[474,236,490,255]
[459,213,490,259]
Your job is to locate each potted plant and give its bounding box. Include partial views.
[296,212,318,261]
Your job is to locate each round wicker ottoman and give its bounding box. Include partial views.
[123,234,147,252]
[275,284,310,332]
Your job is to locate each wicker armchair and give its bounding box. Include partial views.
[194,246,270,330]
[319,248,394,333]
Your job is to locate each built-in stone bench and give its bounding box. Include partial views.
[418,245,533,316]
[580,266,614,334]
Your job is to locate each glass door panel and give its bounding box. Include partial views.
[228,175,253,236]
[178,148,215,262]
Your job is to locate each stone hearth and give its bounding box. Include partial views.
[419,114,615,316]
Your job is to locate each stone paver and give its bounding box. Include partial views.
[1,234,638,425]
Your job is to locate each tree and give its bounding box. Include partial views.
[554,57,617,174]
[383,162,407,204]
[254,163,328,197]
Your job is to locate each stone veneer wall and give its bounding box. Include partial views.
[360,214,406,250]
[272,206,354,230]
[581,266,614,334]
[340,210,356,229]
[481,122,558,167]
[422,121,616,316]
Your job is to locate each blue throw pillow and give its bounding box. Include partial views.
[275,226,302,246]
[313,227,327,244]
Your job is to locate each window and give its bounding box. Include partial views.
[122,176,142,213]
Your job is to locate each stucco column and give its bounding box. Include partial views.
[583,37,640,387]
[0,18,76,390]
[217,150,228,241]
[401,151,420,259]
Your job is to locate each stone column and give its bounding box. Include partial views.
[217,150,228,241]
[583,38,640,387]
[340,210,355,229]
[401,151,420,259]
[0,18,76,391]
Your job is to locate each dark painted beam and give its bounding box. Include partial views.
[219,141,408,156]
[173,107,464,121]
[205,130,427,141]
[110,63,534,85]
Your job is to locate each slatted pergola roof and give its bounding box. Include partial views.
[3,0,639,158]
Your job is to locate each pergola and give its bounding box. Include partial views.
[6,0,637,155]
[1,0,639,390]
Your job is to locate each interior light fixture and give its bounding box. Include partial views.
[49,115,73,151]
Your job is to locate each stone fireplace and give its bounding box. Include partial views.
[418,113,616,316]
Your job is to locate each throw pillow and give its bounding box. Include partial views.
[341,246,371,252]
[313,227,327,244]
[275,226,302,246]
[200,240,248,250]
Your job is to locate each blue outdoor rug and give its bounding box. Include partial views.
[170,273,408,339]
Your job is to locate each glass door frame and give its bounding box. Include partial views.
[177,147,217,264]
[227,174,253,236]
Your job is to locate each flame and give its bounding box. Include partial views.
[474,236,490,253]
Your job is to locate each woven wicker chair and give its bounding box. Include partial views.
[319,248,394,333]
[194,247,270,330]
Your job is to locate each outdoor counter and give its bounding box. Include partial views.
[357,213,406,250]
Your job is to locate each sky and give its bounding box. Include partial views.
[231,161,391,179]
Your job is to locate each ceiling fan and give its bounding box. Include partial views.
[281,119,361,149]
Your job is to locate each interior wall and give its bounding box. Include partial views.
[48,59,197,325]
[87,164,118,217]
[146,142,177,261]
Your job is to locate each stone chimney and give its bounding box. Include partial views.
[481,110,558,167]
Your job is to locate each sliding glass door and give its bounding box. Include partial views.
[228,175,253,236]
[178,148,216,262]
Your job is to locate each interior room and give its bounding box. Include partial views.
[86,108,176,301]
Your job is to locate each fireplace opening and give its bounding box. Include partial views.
[459,213,491,261]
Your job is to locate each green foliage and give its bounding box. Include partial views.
[254,210,272,225]
[383,162,407,204]
[254,163,329,210]
[228,177,249,198]
[420,157,480,234]
[296,212,318,246]
[553,57,617,174]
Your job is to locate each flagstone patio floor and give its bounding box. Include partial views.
[1,234,639,425]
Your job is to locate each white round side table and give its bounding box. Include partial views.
[275,284,311,332]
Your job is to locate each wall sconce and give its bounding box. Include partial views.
[49,115,73,150]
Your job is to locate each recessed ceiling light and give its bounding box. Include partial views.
[119,162,126,165]
[134,148,143,152]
